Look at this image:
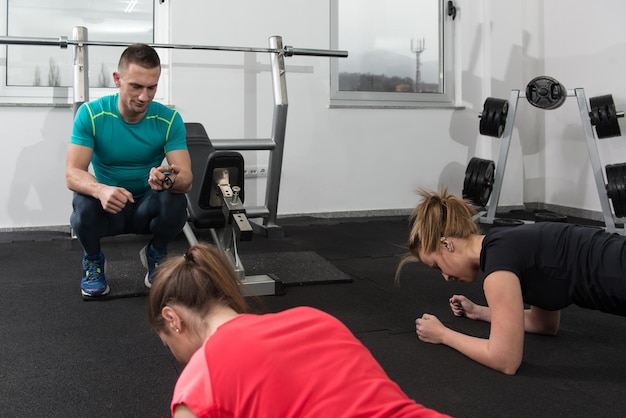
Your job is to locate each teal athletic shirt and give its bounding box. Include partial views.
[70,93,187,199]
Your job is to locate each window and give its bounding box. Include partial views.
[330,0,457,107]
[0,0,169,104]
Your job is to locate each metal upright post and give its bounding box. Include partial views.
[263,36,288,238]
[72,26,89,116]
[69,26,89,240]
[575,88,620,234]
[483,90,521,223]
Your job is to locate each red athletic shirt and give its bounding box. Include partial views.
[171,306,449,418]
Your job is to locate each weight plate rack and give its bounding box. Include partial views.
[470,76,625,234]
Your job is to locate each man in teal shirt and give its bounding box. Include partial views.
[66,43,192,298]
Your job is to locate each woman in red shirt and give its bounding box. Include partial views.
[148,242,449,418]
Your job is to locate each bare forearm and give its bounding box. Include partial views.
[169,169,192,194]
[475,306,557,334]
[441,328,520,375]
[164,150,193,194]
[66,168,105,199]
[443,271,526,375]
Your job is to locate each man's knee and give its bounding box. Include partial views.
[135,192,187,234]
[159,192,188,220]
[71,193,104,227]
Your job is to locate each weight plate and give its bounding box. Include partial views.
[613,164,626,218]
[463,157,480,204]
[471,159,488,205]
[534,212,568,223]
[493,218,524,227]
[525,76,566,110]
[477,159,495,206]
[492,102,508,137]
[463,157,495,206]
[589,107,601,127]
[610,163,626,218]
[479,107,495,137]
[589,94,622,139]
[470,158,484,197]
[615,164,626,218]
[606,164,617,205]
[480,97,509,138]
[616,165,626,218]
[606,164,619,217]
[463,157,481,203]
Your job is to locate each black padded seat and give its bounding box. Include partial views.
[184,122,245,229]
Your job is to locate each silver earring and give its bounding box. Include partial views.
[175,327,180,333]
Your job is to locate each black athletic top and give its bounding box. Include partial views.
[479,222,626,315]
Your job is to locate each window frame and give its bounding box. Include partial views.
[0,0,170,105]
[329,0,457,108]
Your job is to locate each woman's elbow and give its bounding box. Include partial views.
[490,353,522,375]
[495,360,521,375]
[499,363,520,375]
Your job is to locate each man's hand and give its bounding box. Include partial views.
[148,165,180,192]
[97,185,134,214]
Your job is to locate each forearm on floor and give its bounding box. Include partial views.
[442,328,521,375]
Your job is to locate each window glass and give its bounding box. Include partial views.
[330,0,455,107]
[1,0,157,102]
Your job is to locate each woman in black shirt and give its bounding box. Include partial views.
[398,189,626,375]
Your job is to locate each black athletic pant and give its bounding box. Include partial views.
[70,191,187,256]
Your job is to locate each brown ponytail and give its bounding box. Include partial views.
[148,242,248,332]
[395,188,478,282]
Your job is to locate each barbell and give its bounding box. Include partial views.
[0,34,349,58]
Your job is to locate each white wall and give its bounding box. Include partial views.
[4,106,75,229]
[1,0,623,229]
[541,0,626,212]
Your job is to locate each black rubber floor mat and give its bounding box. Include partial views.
[239,251,353,286]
